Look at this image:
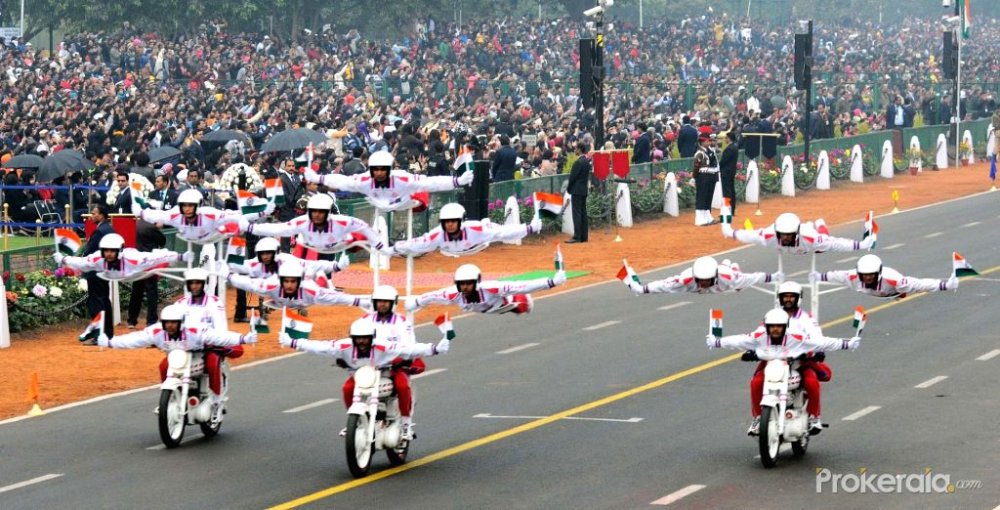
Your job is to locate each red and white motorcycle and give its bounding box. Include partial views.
[343,365,410,477]
[158,349,228,448]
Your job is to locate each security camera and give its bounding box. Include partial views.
[583,5,603,17]
[942,0,951,7]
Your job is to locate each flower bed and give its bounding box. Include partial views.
[3,267,89,333]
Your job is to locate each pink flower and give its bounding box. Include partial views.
[32,284,47,298]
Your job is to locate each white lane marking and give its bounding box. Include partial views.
[658,301,692,311]
[650,485,707,506]
[914,376,948,389]
[583,320,621,331]
[0,474,63,494]
[835,256,859,264]
[923,231,944,238]
[412,368,448,379]
[788,270,809,277]
[496,343,540,355]
[753,443,791,460]
[961,221,982,228]
[976,349,1000,361]
[473,413,643,423]
[146,433,204,450]
[283,398,338,414]
[842,406,881,421]
[882,243,905,250]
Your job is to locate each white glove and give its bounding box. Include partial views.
[215,264,229,280]
[336,252,350,272]
[456,170,474,186]
[130,202,143,216]
[258,200,276,219]
[706,334,721,349]
[552,270,567,286]
[945,275,959,291]
[303,167,322,184]
[53,252,65,266]
[808,271,822,284]
[770,271,784,283]
[627,280,644,294]
[404,296,419,312]
[182,251,195,264]
[528,215,542,234]
[721,222,735,238]
[237,216,251,232]
[241,330,258,345]
[434,338,450,355]
[859,236,876,250]
[96,333,110,348]
[845,336,862,351]
[279,332,294,348]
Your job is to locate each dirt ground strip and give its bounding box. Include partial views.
[1,164,995,420]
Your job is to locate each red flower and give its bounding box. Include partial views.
[42,269,52,277]
[14,273,25,282]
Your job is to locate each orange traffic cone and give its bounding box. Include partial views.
[27,372,45,416]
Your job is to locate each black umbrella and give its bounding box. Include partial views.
[202,129,253,146]
[260,128,327,153]
[36,150,94,182]
[2,154,44,169]
[149,145,182,163]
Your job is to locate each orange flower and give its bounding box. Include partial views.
[5,291,17,303]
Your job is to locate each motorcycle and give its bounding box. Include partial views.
[158,349,228,449]
[754,350,814,468]
[344,365,410,477]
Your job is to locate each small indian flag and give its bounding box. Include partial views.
[961,0,972,39]
[533,191,564,218]
[238,190,268,215]
[226,236,247,264]
[55,228,83,255]
[616,259,640,284]
[453,147,474,173]
[250,310,269,334]
[852,306,867,335]
[130,180,148,210]
[79,311,105,342]
[710,309,724,337]
[282,307,313,339]
[814,218,830,235]
[435,313,455,340]
[554,244,564,271]
[265,178,285,205]
[863,210,879,245]
[719,198,733,224]
[953,252,978,277]
[743,218,754,231]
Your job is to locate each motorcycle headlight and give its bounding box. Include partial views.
[354,366,378,390]
[167,349,189,371]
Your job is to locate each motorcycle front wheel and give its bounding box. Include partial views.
[158,389,186,449]
[386,435,410,466]
[758,407,780,469]
[791,435,809,456]
[345,414,374,478]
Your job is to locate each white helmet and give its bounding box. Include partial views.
[255,237,280,253]
[439,203,466,221]
[454,264,482,283]
[371,284,399,303]
[277,264,304,279]
[349,318,377,338]
[368,150,394,169]
[184,268,208,281]
[98,233,125,250]
[159,304,186,323]
[857,254,882,275]
[777,281,802,296]
[774,212,801,234]
[177,189,203,205]
[307,193,335,212]
[692,256,719,280]
[763,308,790,327]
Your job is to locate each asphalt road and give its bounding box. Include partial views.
[2,192,998,510]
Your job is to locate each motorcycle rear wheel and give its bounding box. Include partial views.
[345,414,374,478]
[791,435,809,456]
[386,437,410,466]
[158,389,186,449]
[758,407,780,469]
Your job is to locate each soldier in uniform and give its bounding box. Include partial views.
[693,134,720,226]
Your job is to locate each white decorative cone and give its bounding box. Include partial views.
[0,280,9,348]
[711,177,723,209]
[744,160,760,204]
[936,134,949,169]
[561,193,575,235]
[817,150,830,190]
[663,172,679,217]
[780,155,795,197]
[850,144,865,182]
[963,130,975,164]
[880,140,894,179]
[369,215,390,270]
[987,124,996,158]
[909,136,922,172]
[615,182,633,227]
[503,196,522,245]
[111,280,121,326]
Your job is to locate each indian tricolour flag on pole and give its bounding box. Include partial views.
[719,198,733,224]
[55,228,82,255]
[961,0,972,39]
[282,307,313,339]
[435,313,455,340]
[265,178,285,205]
[226,236,247,264]
[953,251,978,277]
[852,306,867,336]
[533,191,564,218]
[709,309,724,337]
[453,146,474,174]
[250,309,269,334]
[238,190,268,215]
[616,259,640,285]
[554,244,564,271]
[862,210,879,248]
[79,311,105,342]
[130,180,148,210]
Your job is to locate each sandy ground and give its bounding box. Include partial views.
[2,163,995,420]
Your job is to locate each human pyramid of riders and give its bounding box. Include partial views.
[52,153,568,456]
[619,201,972,461]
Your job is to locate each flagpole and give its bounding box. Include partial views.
[955,24,961,168]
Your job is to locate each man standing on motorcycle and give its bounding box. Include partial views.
[621,256,782,295]
[54,233,181,282]
[390,203,542,258]
[174,268,228,329]
[721,212,875,254]
[406,263,566,314]
[242,194,390,255]
[279,317,453,441]
[226,264,371,310]
[706,309,861,437]
[95,304,257,413]
[810,254,959,299]
[136,189,273,246]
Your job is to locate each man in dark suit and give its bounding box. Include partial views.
[126,220,166,328]
[150,174,179,210]
[490,135,518,182]
[719,131,740,216]
[82,204,116,341]
[566,142,591,243]
[631,123,652,164]
[677,116,699,158]
[111,171,132,214]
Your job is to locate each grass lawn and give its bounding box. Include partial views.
[0,234,53,252]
